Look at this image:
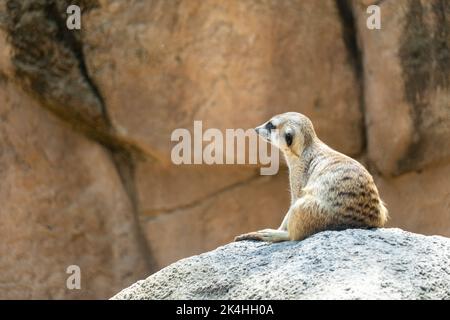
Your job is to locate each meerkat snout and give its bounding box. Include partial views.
[254,121,274,141]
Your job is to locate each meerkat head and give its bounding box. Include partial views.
[255,112,317,157]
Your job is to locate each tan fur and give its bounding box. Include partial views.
[235,112,388,242]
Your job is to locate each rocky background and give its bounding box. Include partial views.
[0,0,448,299]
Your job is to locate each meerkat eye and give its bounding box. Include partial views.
[285,132,293,146]
[265,121,276,131]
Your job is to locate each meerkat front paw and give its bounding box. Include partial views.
[234,229,289,242]
[234,231,264,242]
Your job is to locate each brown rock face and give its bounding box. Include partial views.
[142,171,290,269]
[375,163,450,237]
[0,81,149,299]
[0,0,449,299]
[2,0,108,134]
[353,0,450,175]
[82,0,363,159]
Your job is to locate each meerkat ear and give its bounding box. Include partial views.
[284,128,294,147]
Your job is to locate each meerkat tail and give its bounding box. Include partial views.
[378,200,389,226]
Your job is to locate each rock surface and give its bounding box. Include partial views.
[112,228,450,300]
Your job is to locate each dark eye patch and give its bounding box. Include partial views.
[265,121,276,131]
[285,132,293,146]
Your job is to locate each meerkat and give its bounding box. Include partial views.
[235,112,388,242]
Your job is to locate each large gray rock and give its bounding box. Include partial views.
[112,228,450,300]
